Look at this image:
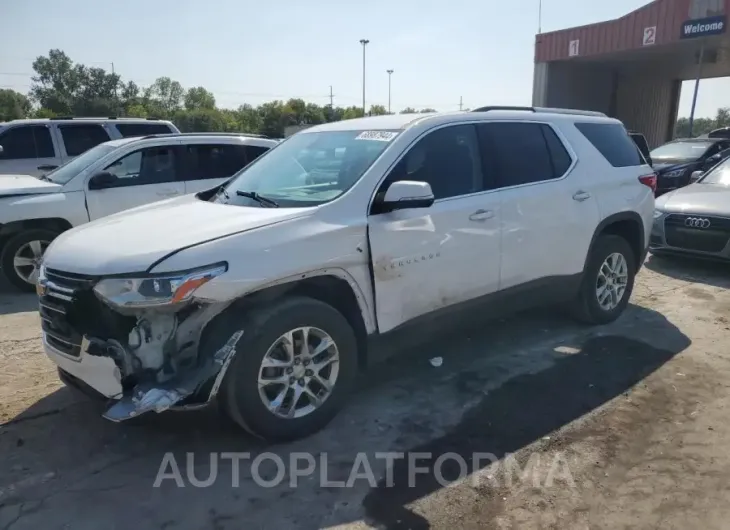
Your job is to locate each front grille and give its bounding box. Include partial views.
[664,214,730,253]
[40,269,98,357]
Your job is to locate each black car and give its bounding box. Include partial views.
[650,137,730,195]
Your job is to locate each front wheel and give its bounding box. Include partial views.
[215,296,358,441]
[571,235,636,325]
[1,229,58,292]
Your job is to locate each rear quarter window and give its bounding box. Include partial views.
[115,123,175,137]
[575,122,643,168]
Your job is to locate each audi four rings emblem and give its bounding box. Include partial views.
[685,217,711,228]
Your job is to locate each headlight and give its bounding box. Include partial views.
[653,209,665,219]
[663,169,685,178]
[93,263,227,309]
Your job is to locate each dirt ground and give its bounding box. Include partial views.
[2,254,730,529]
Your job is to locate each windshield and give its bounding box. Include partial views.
[45,143,117,184]
[650,141,713,161]
[699,157,730,185]
[216,129,399,207]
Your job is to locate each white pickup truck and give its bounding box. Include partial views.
[37,108,654,441]
[0,133,278,290]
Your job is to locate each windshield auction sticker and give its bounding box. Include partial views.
[355,131,398,142]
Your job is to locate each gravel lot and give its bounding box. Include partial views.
[2,254,730,529]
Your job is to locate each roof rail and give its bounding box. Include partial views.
[471,106,606,117]
[47,116,166,121]
[139,132,271,140]
[471,106,535,113]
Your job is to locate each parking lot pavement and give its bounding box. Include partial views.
[2,255,730,529]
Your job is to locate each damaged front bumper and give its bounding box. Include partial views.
[45,330,242,421]
[39,266,240,422]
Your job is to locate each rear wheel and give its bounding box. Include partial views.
[215,296,358,441]
[571,234,636,324]
[1,229,58,292]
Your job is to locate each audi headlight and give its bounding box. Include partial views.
[653,209,665,219]
[663,169,685,178]
[93,263,227,310]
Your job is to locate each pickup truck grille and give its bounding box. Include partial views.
[664,214,730,253]
[40,269,99,357]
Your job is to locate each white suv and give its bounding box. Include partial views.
[0,117,179,177]
[0,132,278,290]
[37,107,655,441]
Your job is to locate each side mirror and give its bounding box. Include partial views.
[0,145,4,155]
[690,170,704,183]
[88,171,118,190]
[380,181,435,212]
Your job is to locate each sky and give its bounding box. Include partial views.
[0,0,727,118]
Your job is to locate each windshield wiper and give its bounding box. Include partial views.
[236,190,279,207]
[218,187,230,200]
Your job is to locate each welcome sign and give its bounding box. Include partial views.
[681,15,727,38]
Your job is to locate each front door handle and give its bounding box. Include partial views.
[573,190,591,202]
[469,209,494,222]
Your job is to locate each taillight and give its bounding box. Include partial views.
[639,173,657,193]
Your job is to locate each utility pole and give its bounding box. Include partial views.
[387,70,394,114]
[329,85,334,107]
[688,42,705,137]
[359,39,370,116]
[538,0,543,33]
[459,96,463,111]
[111,62,120,116]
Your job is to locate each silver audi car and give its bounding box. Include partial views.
[651,156,730,259]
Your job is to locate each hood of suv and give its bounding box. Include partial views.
[656,183,730,216]
[0,174,62,196]
[43,194,313,275]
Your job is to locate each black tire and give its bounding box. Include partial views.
[1,229,58,292]
[571,234,636,325]
[215,296,358,442]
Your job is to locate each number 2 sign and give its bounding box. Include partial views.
[643,26,657,45]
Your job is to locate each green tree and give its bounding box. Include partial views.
[400,107,417,114]
[368,104,388,116]
[184,86,216,110]
[0,89,31,120]
[420,108,437,113]
[144,77,184,117]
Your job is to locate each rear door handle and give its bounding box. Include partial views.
[573,190,591,202]
[469,209,494,221]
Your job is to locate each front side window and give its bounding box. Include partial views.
[381,124,483,200]
[218,130,397,207]
[698,156,730,186]
[0,125,55,159]
[59,124,111,156]
[102,147,177,187]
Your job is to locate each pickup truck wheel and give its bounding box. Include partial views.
[216,296,358,441]
[571,234,636,325]
[1,229,58,292]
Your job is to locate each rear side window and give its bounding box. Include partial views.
[245,145,269,163]
[59,124,111,156]
[116,123,174,138]
[0,125,55,159]
[575,122,643,167]
[185,144,250,180]
[477,122,572,188]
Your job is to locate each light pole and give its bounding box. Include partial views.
[359,39,369,116]
[387,69,394,114]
